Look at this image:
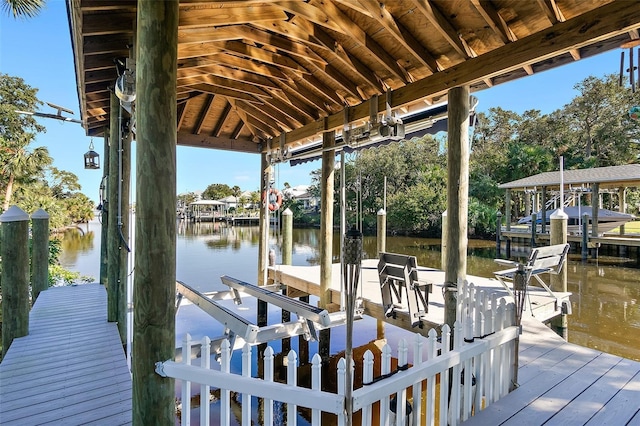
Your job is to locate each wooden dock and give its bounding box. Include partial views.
[0,284,132,425]
[461,316,640,425]
[268,259,570,334]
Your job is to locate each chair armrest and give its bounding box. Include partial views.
[494,259,518,267]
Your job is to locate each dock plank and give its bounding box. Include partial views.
[0,283,132,426]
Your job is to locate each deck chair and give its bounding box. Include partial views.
[494,243,570,314]
[378,252,433,328]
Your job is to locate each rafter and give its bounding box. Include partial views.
[279,0,410,83]
[470,0,516,44]
[193,94,215,135]
[177,64,280,90]
[178,5,287,28]
[357,0,440,72]
[186,83,264,104]
[219,40,310,74]
[176,132,259,153]
[211,102,231,137]
[410,0,468,59]
[178,74,271,98]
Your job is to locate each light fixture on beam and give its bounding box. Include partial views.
[84,139,100,170]
[115,57,136,105]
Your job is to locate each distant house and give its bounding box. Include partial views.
[284,185,319,211]
[188,199,225,222]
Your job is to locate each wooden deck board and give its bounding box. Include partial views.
[0,284,132,425]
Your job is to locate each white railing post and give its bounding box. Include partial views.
[201,336,211,425]
[474,311,485,414]
[361,350,374,424]
[264,346,274,425]
[462,320,474,421]
[220,339,231,425]
[439,324,451,426]
[311,353,322,426]
[337,358,346,426]
[426,329,437,426]
[394,339,409,425]
[449,322,463,426]
[412,334,424,425]
[287,350,298,426]
[381,344,392,425]
[242,343,252,426]
[182,333,192,426]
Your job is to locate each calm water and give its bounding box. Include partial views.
[60,219,640,364]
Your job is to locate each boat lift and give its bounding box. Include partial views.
[175,277,361,360]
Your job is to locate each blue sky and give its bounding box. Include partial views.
[1,1,623,204]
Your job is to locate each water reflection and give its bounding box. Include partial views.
[63,220,640,361]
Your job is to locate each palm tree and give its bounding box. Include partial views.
[2,143,52,211]
[2,0,44,18]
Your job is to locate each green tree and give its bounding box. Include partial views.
[202,183,232,200]
[1,0,44,18]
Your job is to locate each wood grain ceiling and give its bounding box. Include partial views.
[68,0,640,156]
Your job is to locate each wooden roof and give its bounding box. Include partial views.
[498,164,640,190]
[67,0,640,157]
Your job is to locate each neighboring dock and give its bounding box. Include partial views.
[0,284,132,425]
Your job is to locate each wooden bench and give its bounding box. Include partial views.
[378,252,433,328]
[494,243,570,311]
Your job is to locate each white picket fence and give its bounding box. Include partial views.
[155,281,519,425]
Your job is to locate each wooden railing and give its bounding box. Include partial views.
[156,281,519,425]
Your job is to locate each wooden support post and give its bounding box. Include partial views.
[530,213,537,248]
[117,117,132,344]
[441,210,447,269]
[550,209,568,338]
[377,208,386,255]
[582,214,589,261]
[100,131,110,288]
[319,131,335,309]
[31,209,50,304]
[619,187,626,235]
[505,189,512,257]
[107,91,120,323]
[282,208,293,266]
[133,1,178,424]
[258,153,271,286]
[591,183,599,259]
[444,85,470,330]
[1,206,30,358]
[541,186,547,234]
[496,212,502,257]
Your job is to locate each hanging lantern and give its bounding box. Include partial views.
[84,139,100,169]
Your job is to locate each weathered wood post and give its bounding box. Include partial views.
[100,131,110,288]
[258,153,271,286]
[541,186,547,234]
[591,182,599,259]
[505,189,512,258]
[619,186,626,236]
[1,206,30,357]
[496,211,502,257]
[31,209,50,304]
[530,213,537,248]
[441,210,447,269]
[117,121,132,344]
[107,91,120,323]
[550,209,568,338]
[377,208,386,255]
[444,85,470,330]
[581,213,589,261]
[319,131,335,309]
[282,208,293,266]
[133,1,178,424]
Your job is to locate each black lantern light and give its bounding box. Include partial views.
[84,139,100,169]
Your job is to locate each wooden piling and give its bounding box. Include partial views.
[117,119,132,344]
[582,213,589,261]
[282,208,293,266]
[132,1,178,424]
[496,212,502,257]
[1,206,30,358]
[31,209,50,304]
[441,210,447,269]
[530,213,537,248]
[258,153,271,286]
[107,91,120,323]
[100,131,110,288]
[550,209,568,337]
[444,85,470,329]
[319,131,335,309]
[377,208,386,255]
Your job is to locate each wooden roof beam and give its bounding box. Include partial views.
[186,84,265,104]
[178,5,288,28]
[409,0,468,59]
[177,100,189,131]
[219,40,310,74]
[193,94,215,135]
[535,0,566,25]
[177,132,260,153]
[357,0,441,73]
[299,58,363,102]
[280,0,410,83]
[211,53,290,81]
[178,74,271,98]
[278,0,640,148]
[230,121,245,139]
[234,25,327,65]
[177,64,280,90]
[211,102,231,138]
[229,99,277,138]
[470,0,516,44]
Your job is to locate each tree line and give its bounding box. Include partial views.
[310,74,640,237]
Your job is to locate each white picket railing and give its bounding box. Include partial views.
[155,281,519,425]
